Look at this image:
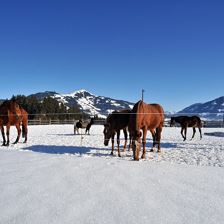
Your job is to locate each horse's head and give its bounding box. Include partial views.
[170,117,175,127]
[132,130,142,161]
[1,100,21,119]
[103,123,112,146]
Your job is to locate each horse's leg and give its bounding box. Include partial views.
[198,127,202,139]
[123,128,128,152]
[22,123,28,143]
[183,127,187,141]
[128,132,133,151]
[6,124,10,146]
[111,133,115,155]
[117,130,121,157]
[181,127,185,140]
[191,127,196,140]
[156,126,162,153]
[13,123,21,144]
[150,129,156,152]
[141,128,147,159]
[1,125,6,146]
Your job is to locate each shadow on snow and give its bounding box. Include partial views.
[204,132,224,138]
[22,145,111,157]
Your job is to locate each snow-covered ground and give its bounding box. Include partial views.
[0,125,224,224]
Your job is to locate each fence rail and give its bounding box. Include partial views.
[28,119,224,128]
[28,119,105,125]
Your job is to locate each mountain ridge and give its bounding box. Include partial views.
[178,96,224,120]
[29,89,134,118]
[28,90,224,120]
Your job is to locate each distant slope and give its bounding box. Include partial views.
[29,89,134,118]
[178,96,224,120]
[28,91,224,120]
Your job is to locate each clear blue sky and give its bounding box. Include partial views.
[0,0,223,111]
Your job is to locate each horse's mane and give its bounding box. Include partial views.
[130,100,143,131]
[106,109,131,126]
[0,100,9,107]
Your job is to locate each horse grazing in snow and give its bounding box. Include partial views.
[103,109,130,157]
[129,100,164,161]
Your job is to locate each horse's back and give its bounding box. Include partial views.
[138,101,164,128]
[107,109,131,130]
[191,116,202,127]
[175,116,202,128]
[130,100,164,132]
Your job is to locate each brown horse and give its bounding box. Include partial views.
[129,100,164,161]
[170,116,202,141]
[0,100,28,146]
[103,109,130,157]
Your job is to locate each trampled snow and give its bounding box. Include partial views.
[0,125,224,224]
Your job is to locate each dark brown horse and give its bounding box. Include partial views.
[103,109,130,157]
[170,116,202,141]
[0,100,28,146]
[129,100,164,161]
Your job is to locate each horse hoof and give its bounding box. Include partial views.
[118,154,121,157]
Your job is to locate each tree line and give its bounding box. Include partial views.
[10,95,88,121]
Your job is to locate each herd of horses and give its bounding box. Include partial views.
[103,100,203,161]
[0,99,203,161]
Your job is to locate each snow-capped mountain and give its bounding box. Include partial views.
[178,96,224,120]
[28,90,223,120]
[29,89,134,118]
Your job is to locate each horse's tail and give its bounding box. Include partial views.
[198,118,203,128]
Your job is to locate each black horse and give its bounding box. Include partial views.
[74,118,94,135]
[103,109,130,157]
[170,116,202,141]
